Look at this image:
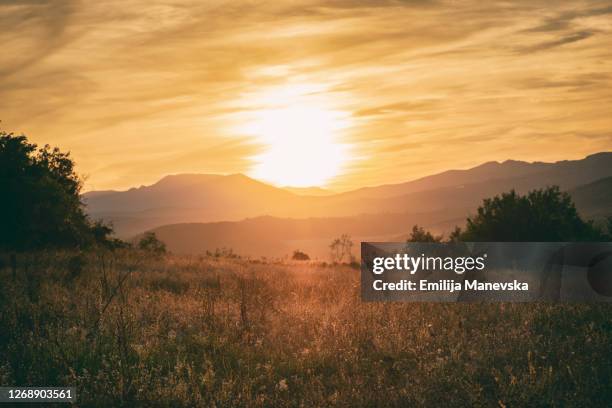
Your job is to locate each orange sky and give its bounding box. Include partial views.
[1,0,612,191]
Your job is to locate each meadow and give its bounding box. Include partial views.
[1,250,611,407]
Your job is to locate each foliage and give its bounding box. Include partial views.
[0,131,115,250]
[137,232,166,255]
[447,226,463,242]
[406,225,443,243]
[406,187,611,243]
[292,250,310,261]
[205,247,240,259]
[460,187,605,241]
[329,234,354,263]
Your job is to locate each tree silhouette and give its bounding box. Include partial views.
[404,188,610,302]
[460,187,605,241]
[406,187,609,243]
[329,234,354,263]
[292,250,310,261]
[138,232,166,255]
[0,131,113,250]
[406,225,442,243]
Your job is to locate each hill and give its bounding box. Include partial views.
[147,210,462,258]
[84,152,612,238]
[84,174,317,236]
[337,152,612,199]
[283,186,334,196]
[569,176,612,220]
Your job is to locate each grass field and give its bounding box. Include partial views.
[1,251,611,407]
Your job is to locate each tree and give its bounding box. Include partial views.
[403,187,608,243]
[448,226,463,242]
[292,250,310,261]
[329,234,353,263]
[138,232,166,255]
[460,187,604,241]
[0,131,113,250]
[406,225,442,243]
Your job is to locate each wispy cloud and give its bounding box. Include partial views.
[0,0,611,191]
[518,30,595,53]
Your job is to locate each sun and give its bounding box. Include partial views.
[238,84,352,187]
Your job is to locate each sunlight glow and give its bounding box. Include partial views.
[238,84,352,187]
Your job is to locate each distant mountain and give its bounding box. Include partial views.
[149,175,612,258]
[81,190,117,199]
[84,152,612,238]
[148,210,462,258]
[85,173,294,213]
[569,176,612,220]
[283,186,333,196]
[338,152,612,199]
[84,174,315,236]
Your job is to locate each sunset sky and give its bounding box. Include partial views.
[1,0,612,191]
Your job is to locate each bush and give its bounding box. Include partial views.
[406,225,442,242]
[138,232,166,255]
[292,250,310,261]
[461,187,605,241]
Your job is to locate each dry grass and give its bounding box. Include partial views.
[0,250,611,407]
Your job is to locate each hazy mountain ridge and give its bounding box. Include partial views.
[149,175,612,258]
[84,173,297,213]
[334,152,612,199]
[569,176,612,219]
[149,210,464,258]
[283,186,333,196]
[84,152,612,240]
[148,177,612,259]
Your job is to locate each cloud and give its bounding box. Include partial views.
[355,100,441,117]
[0,0,76,77]
[525,5,612,33]
[519,30,595,53]
[0,0,611,191]
[516,73,609,90]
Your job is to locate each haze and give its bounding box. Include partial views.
[1,0,612,191]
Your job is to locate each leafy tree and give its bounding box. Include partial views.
[460,187,605,241]
[406,225,442,243]
[138,232,167,255]
[405,187,609,243]
[329,234,354,263]
[0,131,114,250]
[447,226,463,243]
[292,250,310,261]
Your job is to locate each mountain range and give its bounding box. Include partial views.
[83,152,612,258]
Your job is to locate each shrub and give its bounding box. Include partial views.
[292,250,310,261]
[461,187,606,241]
[138,232,166,255]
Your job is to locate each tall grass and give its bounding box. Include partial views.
[0,251,611,407]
